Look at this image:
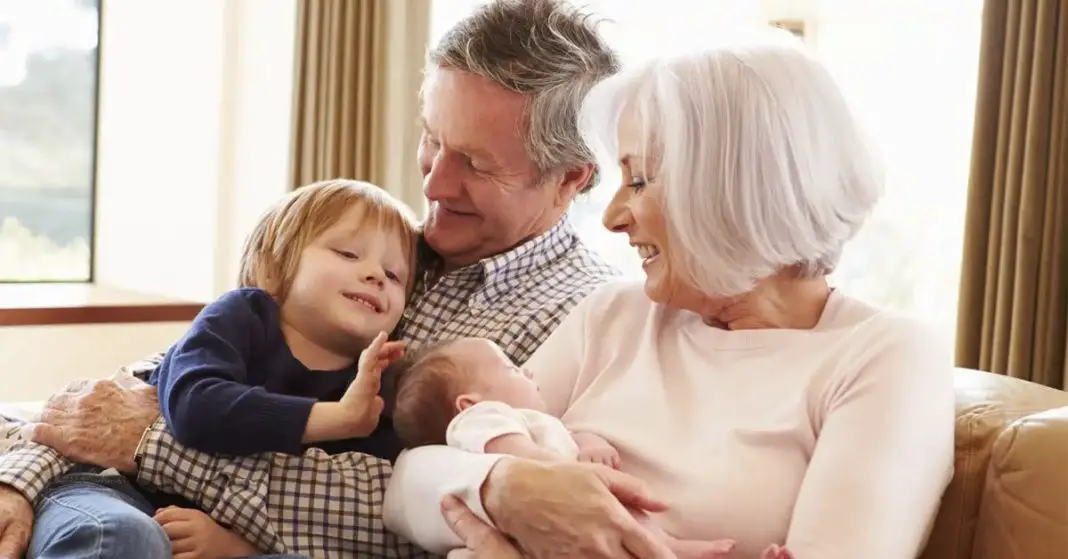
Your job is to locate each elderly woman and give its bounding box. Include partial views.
[382,30,955,559]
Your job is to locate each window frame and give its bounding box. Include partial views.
[0,0,104,284]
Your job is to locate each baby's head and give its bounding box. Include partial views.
[390,337,545,449]
[237,179,420,351]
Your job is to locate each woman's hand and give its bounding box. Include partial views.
[441,495,522,559]
[481,458,675,559]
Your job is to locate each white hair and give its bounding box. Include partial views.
[579,28,885,296]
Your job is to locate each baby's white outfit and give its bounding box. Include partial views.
[445,400,578,459]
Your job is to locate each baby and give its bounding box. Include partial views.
[390,337,737,559]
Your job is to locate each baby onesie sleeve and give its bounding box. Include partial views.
[520,409,580,460]
[445,401,533,453]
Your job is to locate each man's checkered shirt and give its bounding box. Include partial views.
[0,217,619,558]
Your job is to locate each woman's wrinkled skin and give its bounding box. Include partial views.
[441,495,521,559]
[481,459,677,558]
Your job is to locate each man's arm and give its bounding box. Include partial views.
[0,442,74,503]
[0,351,165,504]
[133,418,437,558]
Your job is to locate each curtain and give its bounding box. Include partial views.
[956,0,1068,388]
[289,0,430,213]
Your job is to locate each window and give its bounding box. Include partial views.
[0,0,100,282]
[429,0,983,339]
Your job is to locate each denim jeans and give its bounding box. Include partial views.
[27,474,171,559]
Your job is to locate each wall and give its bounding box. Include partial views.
[94,0,299,302]
[1,322,190,402]
[1,0,300,401]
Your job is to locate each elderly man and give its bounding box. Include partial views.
[0,2,676,558]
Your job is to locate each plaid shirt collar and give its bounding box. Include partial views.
[415,216,578,303]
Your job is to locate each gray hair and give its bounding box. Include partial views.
[427,0,620,192]
[580,28,885,295]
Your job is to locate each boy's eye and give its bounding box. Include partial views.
[333,249,358,260]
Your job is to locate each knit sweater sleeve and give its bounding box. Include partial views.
[785,318,956,559]
[153,289,316,455]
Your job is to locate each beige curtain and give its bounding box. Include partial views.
[956,0,1068,388]
[289,0,430,213]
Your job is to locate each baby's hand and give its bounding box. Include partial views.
[572,431,621,469]
[761,544,794,559]
[341,332,405,437]
[153,506,260,559]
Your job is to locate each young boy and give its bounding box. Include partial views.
[389,337,742,559]
[145,178,420,557]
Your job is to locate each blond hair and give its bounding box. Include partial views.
[389,341,471,449]
[427,0,619,191]
[238,179,421,302]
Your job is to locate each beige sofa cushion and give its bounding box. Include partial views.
[921,369,1068,559]
[972,405,1068,559]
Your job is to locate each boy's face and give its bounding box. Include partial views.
[448,338,546,413]
[284,204,411,352]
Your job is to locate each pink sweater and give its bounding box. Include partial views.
[384,281,956,558]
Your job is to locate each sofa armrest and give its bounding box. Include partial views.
[921,369,1068,559]
[972,406,1068,559]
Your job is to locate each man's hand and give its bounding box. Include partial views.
[24,371,160,474]
[0,484,33,559]
[482,459,675,559]
[572,431,621,469]
[441,495,522,559]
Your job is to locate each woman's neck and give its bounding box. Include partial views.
[280,320,356,371]
[701,276,832,331]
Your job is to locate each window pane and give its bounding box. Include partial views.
[0,0,98,282]
[429,1,981,339]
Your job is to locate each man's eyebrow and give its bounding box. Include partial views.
[418,117,496,161]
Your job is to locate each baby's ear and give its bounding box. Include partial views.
[455,393,480,411]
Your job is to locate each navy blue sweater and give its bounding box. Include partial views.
[148,288,401,460]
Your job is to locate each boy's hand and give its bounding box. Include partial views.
[572,431,621,469]
[154,506,260,559]
[341,331,405,437]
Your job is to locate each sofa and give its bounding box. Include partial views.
[920,368,1068,559]
[1,368,1066,557]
